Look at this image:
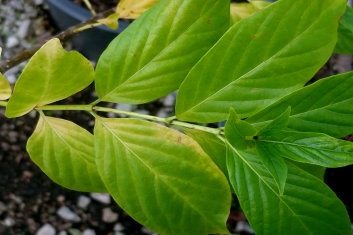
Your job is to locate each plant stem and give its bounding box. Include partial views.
[0,102,222,136]
[93,106,222,135]
[36,105,93,111]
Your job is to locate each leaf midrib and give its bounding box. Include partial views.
[100,3,214,101]
[180,4,331,117]
[226,141,312,234]
[99,119,221,229]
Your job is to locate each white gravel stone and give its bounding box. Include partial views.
[77,195,91,209]
[17,19,31,38]
[90,193,111,204]
[6,36,19,48]
[58,231,68,235]
[141,227,157,235]
[163,94,176,106]
[34,0,44,5]
[36,224,56,235]
[115,103,136,112]
[102,208,119,223]
[114,223,124,232]
[235,221,254,234]
[3,217,15,227]
[57,206,81,222]
[83,229,96,235]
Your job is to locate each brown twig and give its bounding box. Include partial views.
[0,7,116,74]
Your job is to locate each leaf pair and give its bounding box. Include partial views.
[27,114,232,235]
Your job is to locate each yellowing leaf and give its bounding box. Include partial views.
[117,0,160,19]
[6,38,95,118]
[0,47,11,100]
[0,73,11,100]
[230,0,271,24]
[97,12,119,30]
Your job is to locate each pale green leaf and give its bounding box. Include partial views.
[0,73,11,100]
[258,130,353,167]
[335,6,353,54]
[248,71,353,138]
[176,0,346,123]
[6,38,94,118]
[94,118,231,235]
[227,147,351,235]
[95,0,230,104]
[225,108,257,150]
[183,129,228,176]
[27,115,106,193]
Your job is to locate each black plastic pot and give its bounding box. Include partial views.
[45,0,129,61]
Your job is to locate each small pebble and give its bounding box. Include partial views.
[3,217,15,227]
[6,36,19,48]
[90,193,111,204]
[114,223,124,232]
[141,227,157,235]
[163,94,176,106]
[102,208,119,223]
[77,195,91,209]
[36,224,56,235]
[83,229,96,235]
[235,221,254,234]
[17,19,31,38]
[58,231,68,235]
[57,206,81,222]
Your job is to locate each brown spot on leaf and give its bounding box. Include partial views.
[251,34,259,39]
[207,19,212,24]
[177,136,182,144]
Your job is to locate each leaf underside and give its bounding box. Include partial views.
[0,73,11,100]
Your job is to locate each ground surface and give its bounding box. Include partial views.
[1,0,353,235]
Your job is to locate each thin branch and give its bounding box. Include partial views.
[0,7,117,74]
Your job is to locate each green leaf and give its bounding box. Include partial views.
[226,147,351,235]
[95,0,229,104]
[176,0,346,123]
[257,130,353,168]
[248,71,353,138]
[94,118,231,235]
[258,107,291,136]
[255,141,287,195]
[183,129,228,176]
[6,38,94,118]
[27,115,106,193]
[0,73,11,100]
[291,161,326,180]
[335,6,353,54]
[225,108,257,150]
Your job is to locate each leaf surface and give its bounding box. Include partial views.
[183,129,228,176]
[230,0,271,24]
[95,0,230,104]
[0,73,11,100]
[248,71,353,138]
[6,38,94,118]
[226,146,351,235]
[176,0,346,122]
[27,115,106,192]
[94,118,231,235]
[335,6,353,54]
[258,130,353,167]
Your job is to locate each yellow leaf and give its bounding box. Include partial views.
[117,0,160,19]
[230,0,272,24]
[97,12,120,30]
